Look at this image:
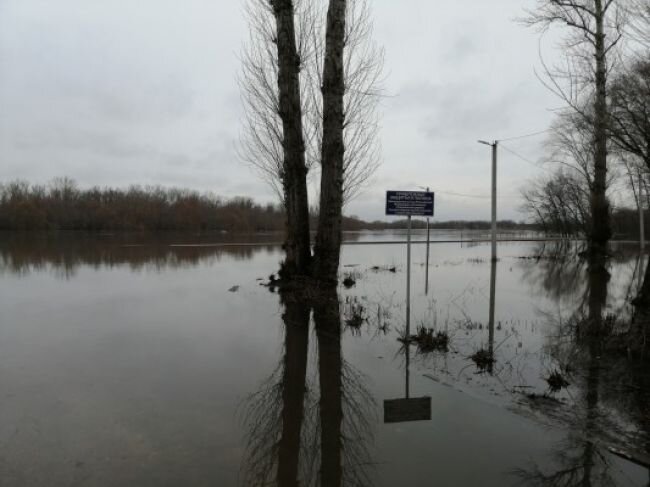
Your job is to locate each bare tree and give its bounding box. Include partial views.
[609,58,650,168]
[311,0,347,284]
[241,0,383,205]
[306,0,384,204]
[521,109,618,237]
[627,0,650,49]
[521,169,591,236]
[240,0,383,284]
[239,0,318,200]
[523,0,626,257]
[240,0,314,278]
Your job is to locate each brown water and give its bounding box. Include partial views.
[0,232,649,486]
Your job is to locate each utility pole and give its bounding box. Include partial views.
[479,140,498,261]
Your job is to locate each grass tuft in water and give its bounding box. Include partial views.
[470,348,495,371]
[412,325,450,353]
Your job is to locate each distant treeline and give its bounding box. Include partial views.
[0,179,286,232]
[0,178,538,233]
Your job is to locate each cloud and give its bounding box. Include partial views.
[0,0,559,220]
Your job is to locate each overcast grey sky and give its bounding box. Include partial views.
[0,0,562,221]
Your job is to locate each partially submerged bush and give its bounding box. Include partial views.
[344,298,366,332]
[545,369,570,393]
[341,270,362,288]
[412,326,449,353]
[470,348,495,372]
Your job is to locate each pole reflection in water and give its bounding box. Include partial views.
[488,259,497,375]
[241,288,375,487]
[383,299,431,424]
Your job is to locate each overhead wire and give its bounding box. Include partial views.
[497,129,551,143]
[499,143,553,173]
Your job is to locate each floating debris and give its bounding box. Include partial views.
[228,285,240,292]
[369,265,397,273]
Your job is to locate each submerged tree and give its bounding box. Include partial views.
[521,169,590,236]
[313,0,347,283]
[523,0,626,257]
[272,0,314,278]
[240,0,383,284]
[240,0,314,278]
[520,110,611,236]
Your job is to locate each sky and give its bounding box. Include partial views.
[0,0,564,222]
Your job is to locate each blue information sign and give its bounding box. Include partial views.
[386,191,434,217]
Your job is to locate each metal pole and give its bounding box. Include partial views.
[640,170,645,251]
[406,214,411,336]
[491,141,498,262]
[425,187,430,294]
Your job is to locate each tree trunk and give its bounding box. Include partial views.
[313,0,347,284]
[590,0,612,257]
[272,0,312,278]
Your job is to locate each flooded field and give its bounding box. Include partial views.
[1,231,649,486]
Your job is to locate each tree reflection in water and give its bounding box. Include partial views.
[0,234,278,278]
[515,248,650,486]
[240,288,375,487]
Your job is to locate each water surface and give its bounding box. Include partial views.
[1,232,648,486]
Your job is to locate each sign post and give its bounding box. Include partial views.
[425,186,431,295]
[385,190,435,332]
[383,190,434,424]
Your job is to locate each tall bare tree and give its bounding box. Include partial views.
[523,0,626,257]
[313,0,347,283]
[306,0,384,204]
[272,0,313,278]
[240,0,383,283]
[240,0,314,278]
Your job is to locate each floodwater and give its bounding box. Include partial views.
[1,231,649,486]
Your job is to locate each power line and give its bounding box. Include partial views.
[497,129,551,143]
[500,143,551,172]
[432,189,490,199]
[431,189,520,200]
